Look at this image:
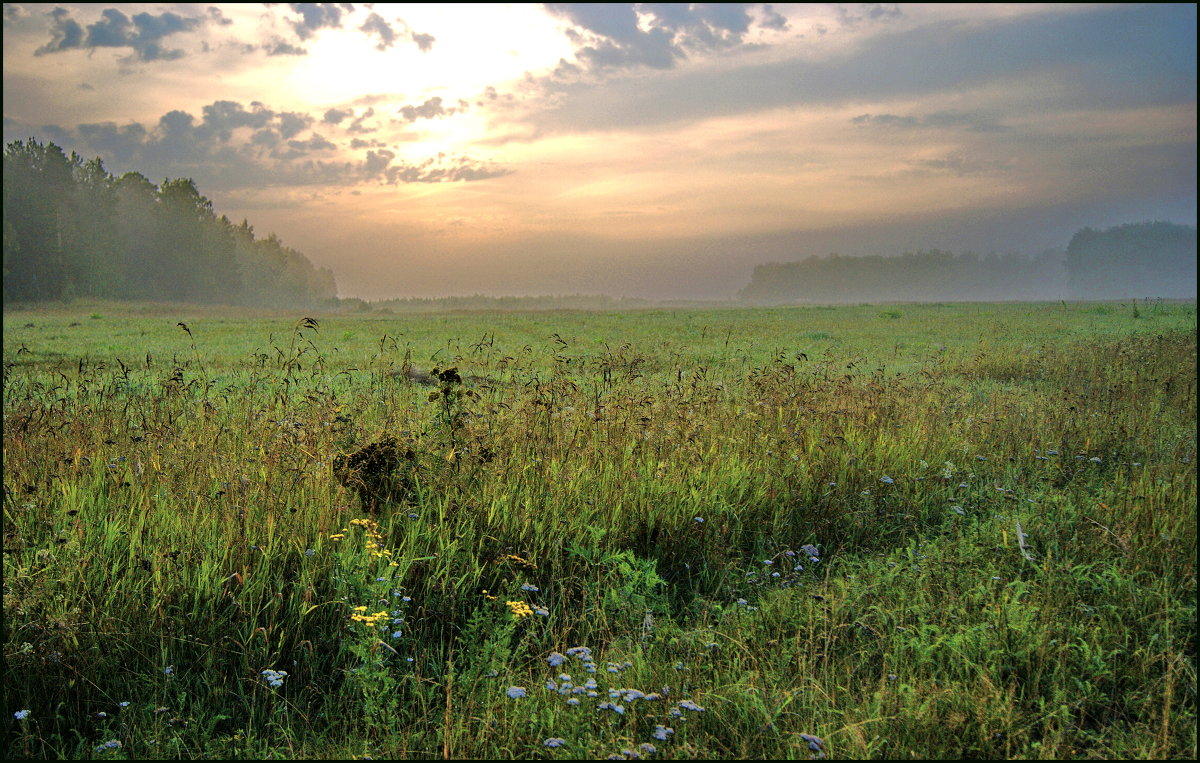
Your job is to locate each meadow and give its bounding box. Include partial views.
[2,299,1196,759]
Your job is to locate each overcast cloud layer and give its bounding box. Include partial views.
[4,3,1195,299]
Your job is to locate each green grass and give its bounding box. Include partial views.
[3,300,1196,759]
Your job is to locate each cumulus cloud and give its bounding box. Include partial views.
[412,32,435,52]
[324,108,353,124]
[207,6,233,27]
[35,6,204,62]
[359,12,397,51]
[263,36,307,56]
[397,97,468,123]
[287,3,351,41]
[545,2,771,73]
[16,100,510,191]
[347,108,376,134]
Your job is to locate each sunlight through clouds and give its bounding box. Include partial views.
[2,2,1193,299]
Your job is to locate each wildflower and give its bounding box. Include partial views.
[391,631,403,639]
[119,702,130,708]
[520,583,539,592]
[763,559,773,565]
[546,681,558,692]
[262,669,288,688]
[800,544,819,558]
[622,688,646,702]
[737,598,748,606]
[1089,456,1102,463]
[535,607,549,617]
[598,702,625,715]
[566,697,581,706]
[958,482,969,489]
[506,686,527,699]
[163,665,174,676]
[888,674,898,681]
[583,662,597,673]
[506,600,533,618]
[880,475,894,484]
[951,505,965,515]
[583,678,598,690]
[694,517,704,523]
[304,549,315,556]
[95,740,122,752]
[640,743,658,755]
[566,646,592,659]
[547,652,567,667]
[544,738,566,748]
[96,711,108,718]
[408,512,419,520]
[652,725,674,741]
[679,699,706,712]
[800,733,825,756]
[558,673,572,683]
[14,710,30,720]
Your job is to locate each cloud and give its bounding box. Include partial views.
[836,3,902,29]
[324,108,353,124]
[521,4,1197,135]
[288,3,351,41]
[412,32,435,52]
[206,6,233,27]
[278,112,313,139]
[34,7,84,55]
[544,2,772,73]
[373,154,512,185]
[347,108,376,134]
[35,6,204,62]
[397,97,468,122]
[903,153,1012,177]
[851,111,1008,133]
[263,36,307,56]
[286,133,338,154]
[4,4,31,23]
[359,12,397,51]
[13,100,510,192]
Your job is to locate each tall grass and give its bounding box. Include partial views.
[3,301,1195,759]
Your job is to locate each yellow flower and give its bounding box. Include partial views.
[506,600,533,618]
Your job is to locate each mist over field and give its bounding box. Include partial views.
[3,3,1195,302]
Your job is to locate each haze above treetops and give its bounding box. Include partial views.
[3,3,1195,299]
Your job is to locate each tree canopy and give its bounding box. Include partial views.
[3,138,337,306]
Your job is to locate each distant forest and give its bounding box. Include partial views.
[740,222,1197,304]
[3,138,336,306]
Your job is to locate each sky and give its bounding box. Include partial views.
[3,2,1196,299]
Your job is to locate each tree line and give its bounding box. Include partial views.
[739,222,1196,303]
[3,138,337,306]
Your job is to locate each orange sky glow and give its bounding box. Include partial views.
[3,3,1195,298]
